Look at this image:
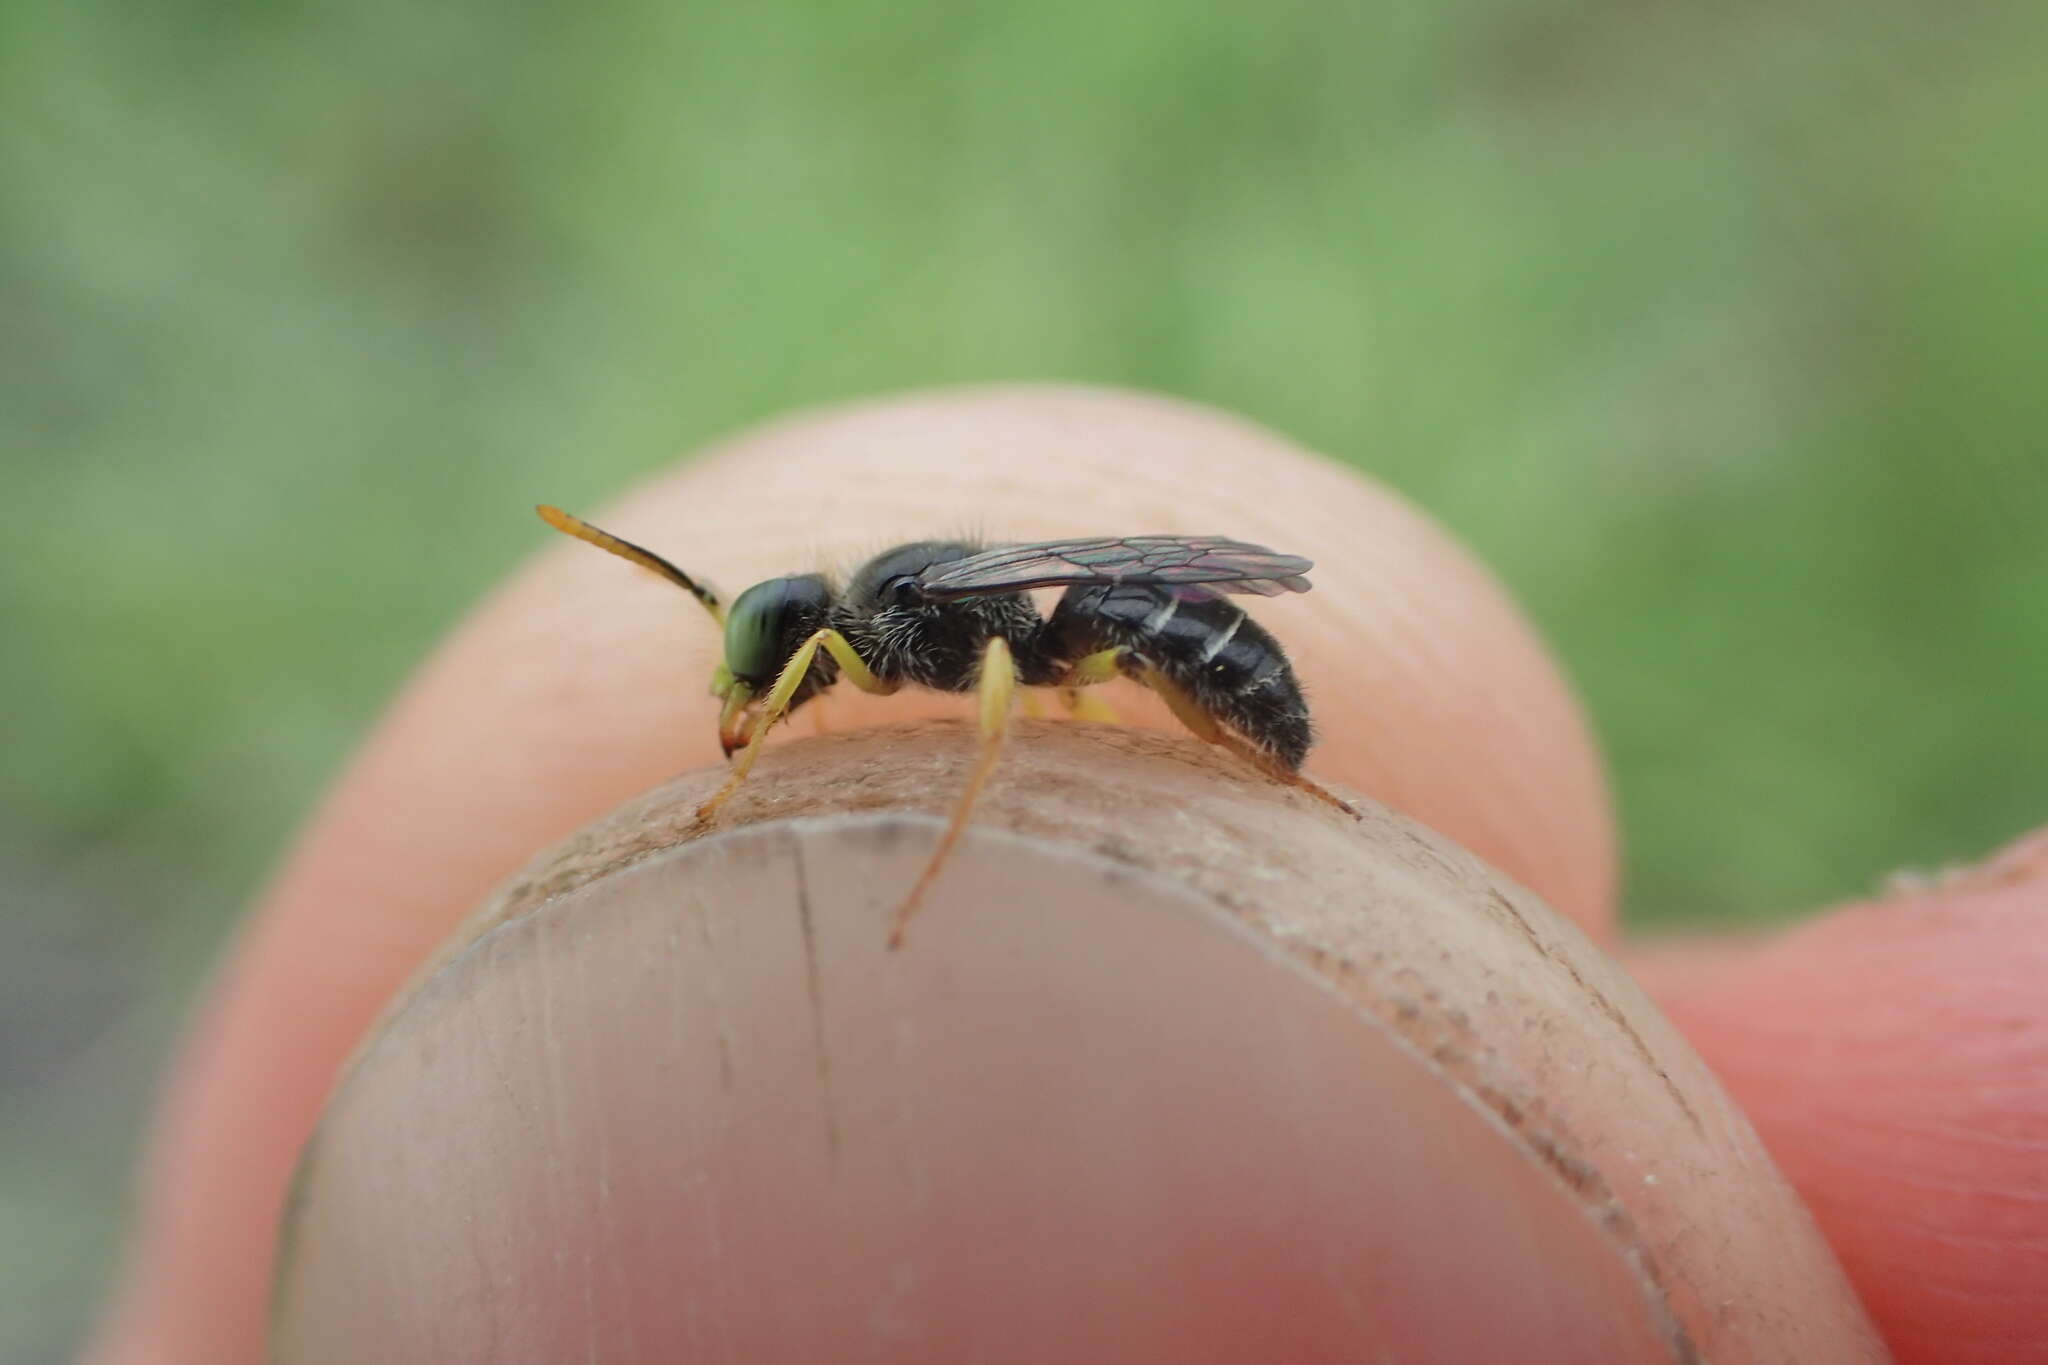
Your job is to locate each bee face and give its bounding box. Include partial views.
[711,572,833,755]
[722,574,833,686]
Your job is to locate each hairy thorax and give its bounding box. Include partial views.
[836,595,1057,690]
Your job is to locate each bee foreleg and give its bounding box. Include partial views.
[805,631,905,735]
[697,628,891,824]
[818,631,897,697]
[888,635,1017,948]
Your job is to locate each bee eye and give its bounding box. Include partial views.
[724,574,830,683]
[887,576,924,608]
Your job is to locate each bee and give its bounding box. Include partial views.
[537,506,1353,945]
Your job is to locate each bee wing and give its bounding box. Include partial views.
[915,536,1314,600]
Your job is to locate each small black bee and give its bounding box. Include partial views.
[538,507,1351,944]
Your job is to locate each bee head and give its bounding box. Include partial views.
[532,508,839,759]
[713,573,833,753]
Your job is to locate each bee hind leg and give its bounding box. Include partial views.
[888,635,1017,948]
[1057,685,1121,723]
[1054,647,1124,723]
[1135,664,1360,820]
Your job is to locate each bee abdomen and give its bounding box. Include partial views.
[1050,584,1313,769]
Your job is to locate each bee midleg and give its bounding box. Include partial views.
[697,628,897,823]
[888,635,1017,948]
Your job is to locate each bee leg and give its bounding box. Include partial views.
[1062,646,1125,685]
[888,635,1017,948]
[1135,664,1361,820]
[1020,689,1047,720]
[697,628,895,824]
[1054,646,1125,722]
[1058,686,1121,723]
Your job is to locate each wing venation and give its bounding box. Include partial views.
[915,536,1313,599]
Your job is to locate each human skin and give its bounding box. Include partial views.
[89,387,2047,1363]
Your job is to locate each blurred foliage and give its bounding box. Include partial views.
[3,0,2045,1356]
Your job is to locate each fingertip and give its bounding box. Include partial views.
[275,731,1867,1364]
[103,386,1619,1362]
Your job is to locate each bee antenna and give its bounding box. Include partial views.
[536,505,725,624]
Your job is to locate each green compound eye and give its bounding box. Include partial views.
[723,575,830,683]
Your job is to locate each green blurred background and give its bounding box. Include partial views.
[4,0,2044,1356]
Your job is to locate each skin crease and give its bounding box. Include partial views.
[89,386,2047,1363]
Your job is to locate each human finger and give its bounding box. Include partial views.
[91,386,1618,1362]
[272,726,1876,1362]
[1632,827,2048,1365]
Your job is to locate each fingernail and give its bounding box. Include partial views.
[274,723,1884,1364]
[273,817,1685,1363]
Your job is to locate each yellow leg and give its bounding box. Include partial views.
[697,628,895,824]
[1136,664,1225,741]
[1136,664,1361,820]
[1063,647,1125,685]
[1021,689,1047,720]
[815,629,894,694]
[888,636,1017,948]
[1052,686,1116,723]
[1051,646,1125,722]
